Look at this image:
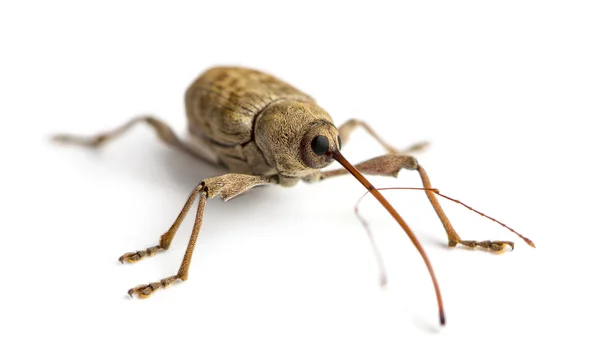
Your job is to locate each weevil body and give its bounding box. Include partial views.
[185,67,337,185]
[54,66,535,326]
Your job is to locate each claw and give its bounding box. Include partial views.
[119,246,162,264]
[486,241,514,252]
[459,240,515,253]
[119,252,142,263]
[127,283,158,298]
[126,276,179,299]
[496,241,514,252]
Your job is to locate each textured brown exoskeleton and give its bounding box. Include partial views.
[54,67,535,326]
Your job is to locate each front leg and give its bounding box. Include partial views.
[319,154,420,180]
[319,154,514,252]
[126,173,276,298]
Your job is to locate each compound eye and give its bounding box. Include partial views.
[311,135,329,155]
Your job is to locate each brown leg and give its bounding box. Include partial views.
[127,189,207,298]
[125,173,276,298]
[338,119,428,154]
[119,183,204,263]
[320,154,513,252]
[52,115,217,164]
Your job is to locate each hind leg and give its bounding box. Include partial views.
[52,115,218,164]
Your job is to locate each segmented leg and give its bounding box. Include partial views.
[414,165,512,251]
[128,189,207,298]
[459,240,514,252]
[338,118,428,155]
[119,183,203,263]
[320,153,513,252]
[126,174,276,298]
[52,115,217,164]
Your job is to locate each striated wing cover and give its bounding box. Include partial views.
[185,67,314,145]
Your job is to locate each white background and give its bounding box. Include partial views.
[1,1,599,359]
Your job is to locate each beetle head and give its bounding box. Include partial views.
[255,100,340,177]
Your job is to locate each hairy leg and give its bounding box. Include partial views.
[320,154,513,252]
[53,115,218,164]
[337,118,428,155]
[123,174,276,298]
